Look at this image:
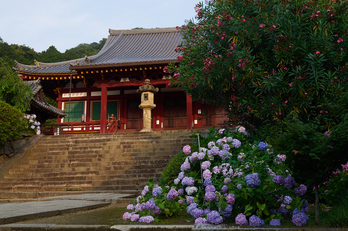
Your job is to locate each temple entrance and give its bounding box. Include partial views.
[126,98,142,130]
[163,96,186,129]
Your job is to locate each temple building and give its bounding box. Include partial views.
[14,28,227,134]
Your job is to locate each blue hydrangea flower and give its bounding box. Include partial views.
[273,175,284,184]
[232,139,241,148]
[283,196,293,205]
[205,185,216,192]
[284,175,295,189]
[221,185,228,193]
[258,142,268,151]
[191,208,205,218]
[295,184,307,196]
[245,173,261,188]
[292,212,309,226]
[237,184,242,190]
[145,198,156,210]
[207,210,223,224]
[205,191,216,202]
[204,177,212,186]
[139,215,154,223]
[249,215,265,227]
[222,144,231,151]
[166,189,178,200]
[270,219,281,226]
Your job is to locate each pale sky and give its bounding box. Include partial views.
[0,0,199,52]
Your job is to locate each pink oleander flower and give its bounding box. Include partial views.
[337,38,343,43]
[259,24,265,28]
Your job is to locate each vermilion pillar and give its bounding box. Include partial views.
[186,93,193,129]
[100,84,108,133]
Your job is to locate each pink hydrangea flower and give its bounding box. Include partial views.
[183,145,191,155]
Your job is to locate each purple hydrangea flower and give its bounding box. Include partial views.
[283,196,293,205]
[226,193,235,205]
[222,144,230,151]
[205,185,216,192]
[292,212,309,226]
[201,161,211,170]
[152,187,162,197]
[127,204,135,210]
[270,219,281,226]
[191,208,205,218]
[235,213,248,226]
[180,162,190,171]
[153,206,161,214]
[212,166,221,174]
[221,185,228,193]
[166,189,179,200]
[178,172,185,180]
[222,204,233,217]
[208,141,215,149]
[207,210,223,224]
[278,205,290,215]
[183,145,191,155]
[189,152,198,162]
[198,152,205,160]
[204,177,212,186]
[249,215,265,227]
[130,214,140,221]
[182,177,195,186]
[123,212,131,220]
[141,185,149,196]
[195,217,207,225]
[186,196,195,204]
[245,173,261,188]
[273,175,284,184]
[232,139,241,148]
[145,198,156,210]
[139,215,154,223]
[284,175,295,189]
[187,202,197,214]
[210,146,220,155]
[205,191,217,202]
[295,184,307,196]
[219,150,232,160]
[203,169,212,179]
[237,184,242,190]
[224,177,231,184]
[216,139,223,146]
[258,142,268,151]
[178,188,184,196]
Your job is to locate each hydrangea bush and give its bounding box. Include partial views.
[22,114,41,135]
[123,128,309,227]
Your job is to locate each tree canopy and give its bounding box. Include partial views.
[171,0,348,133]
[0,38,106,67]
[0,58,32,112]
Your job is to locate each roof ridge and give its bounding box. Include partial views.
[109,27,178,36]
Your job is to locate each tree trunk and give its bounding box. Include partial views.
[315,188,320,225]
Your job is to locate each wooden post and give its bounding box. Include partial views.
[186,93,193,129]
[100,84,107,133]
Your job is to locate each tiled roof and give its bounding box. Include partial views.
[14,27,182,75]
[26,79,66,117]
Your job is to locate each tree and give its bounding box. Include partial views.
[171,0,348,132]
[0,58,32,112]
[170,0,348,224]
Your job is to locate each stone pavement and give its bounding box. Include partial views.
[0,193,133,225]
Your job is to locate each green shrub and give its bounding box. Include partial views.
[321,194,348,228]
[160,151,187,186]
[0,101,26,142]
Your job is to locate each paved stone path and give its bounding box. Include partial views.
[0,193,132,225]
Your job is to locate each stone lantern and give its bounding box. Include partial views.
[137,79,159,132]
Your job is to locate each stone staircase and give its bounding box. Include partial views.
[0,130,198,200]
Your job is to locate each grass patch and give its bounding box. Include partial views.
[321,194,348,228]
